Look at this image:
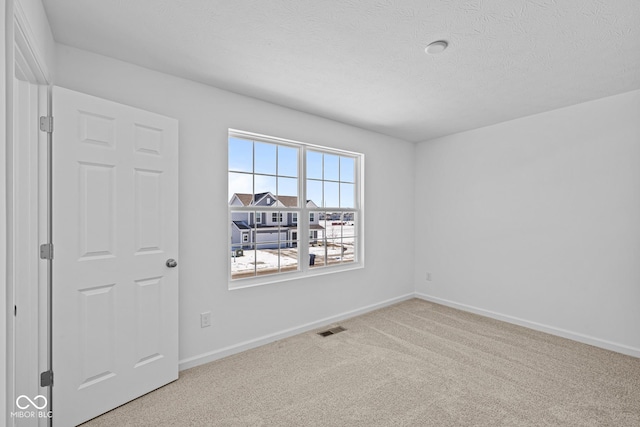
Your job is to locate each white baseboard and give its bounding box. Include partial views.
[179,293,415,371]
[415,292,640,359]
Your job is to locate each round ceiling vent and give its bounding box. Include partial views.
[425,40,448,54]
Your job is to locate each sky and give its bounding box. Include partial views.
[228,137,355,208]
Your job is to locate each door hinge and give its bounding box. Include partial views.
[39,116,54,133]
[40,370,54,387]
[40,243,54,260]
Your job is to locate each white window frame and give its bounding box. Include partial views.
[228,129,364,289]
[255,212,261,224]
[292,212,298,225]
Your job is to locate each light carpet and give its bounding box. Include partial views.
[81,299,640,426]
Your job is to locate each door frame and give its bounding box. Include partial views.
[8,1,51,425]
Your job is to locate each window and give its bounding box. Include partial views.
[229,129,363,287]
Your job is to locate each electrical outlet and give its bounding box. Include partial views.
[426,272,432,281]
[200,311,212,328]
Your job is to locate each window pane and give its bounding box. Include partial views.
[277,177,298,201]
[340,183,355,208]
[256,248,280,277]
[229,172,253,204]
[231,245,255,279]
[310,211,327,268]
[284,212,299,225]
[343,213,356,242]
[254,142,276,175]
[254,174,277,197]
[279,245,299,273]
[324,154,339,181]
[321,213,331,239]
[309,245,325,268]
[342,239,355,264]
[269,212,284,224]
[325,213,342,240]
[278,146,298,177]
[310,213,323,238]
[231,213,252,252]
[309,221,326,268]
[307,151,323,179]
[340,157,355,183]
[306,179,322,208]
[228,137,253,173]
[325,239,342,266]
[324,181,339,208]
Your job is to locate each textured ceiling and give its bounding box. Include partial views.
[43,0,640,142]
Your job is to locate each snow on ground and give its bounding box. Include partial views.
[231,247,298,272]
[231,223,356,277]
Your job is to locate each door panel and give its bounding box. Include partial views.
[52,86,178,426]
[134,169,163,252]
[78,162,115,258]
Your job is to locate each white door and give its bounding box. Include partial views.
[52,86,179,426]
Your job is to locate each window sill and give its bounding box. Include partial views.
[228,262,364,290]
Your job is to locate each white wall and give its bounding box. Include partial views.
[54,44,416,367]
[2,1,9,422]
[414,90,640,356]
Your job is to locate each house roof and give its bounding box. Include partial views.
[232,220,251,230]
[233,194,254,206]
[252,192,273,205]
[276,195,298,208]
[231,192,309,208]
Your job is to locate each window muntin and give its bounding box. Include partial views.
[228,137,300,203]
[229,130,362,286]
[306,151,355,209]
[309,212,357,269]
[230,210,300,279]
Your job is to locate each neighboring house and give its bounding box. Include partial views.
[230,192,324,249]
[320,212,354,222]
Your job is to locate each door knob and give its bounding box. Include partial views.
[166,258,178,268]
